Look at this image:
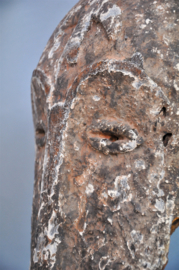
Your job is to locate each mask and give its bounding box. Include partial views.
[31,1,179,269]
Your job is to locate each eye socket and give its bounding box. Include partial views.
[86,120,143,155]
[36,127,45,137]
[35,126,46,148]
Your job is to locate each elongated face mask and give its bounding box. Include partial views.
[31,1,179,269]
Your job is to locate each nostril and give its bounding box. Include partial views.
[163,133,172,147]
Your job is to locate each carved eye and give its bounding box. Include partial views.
[35,124,46,148]
[86,120,143,155]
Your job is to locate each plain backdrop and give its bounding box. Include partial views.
[0,1,178,270]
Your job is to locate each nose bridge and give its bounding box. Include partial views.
[40,143,51,195]
[36,103,65,218]
[46,103,67,194]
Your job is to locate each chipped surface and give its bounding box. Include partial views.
[31,0,179,269]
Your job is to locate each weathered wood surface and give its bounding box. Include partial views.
[31,0,179,269]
